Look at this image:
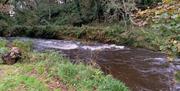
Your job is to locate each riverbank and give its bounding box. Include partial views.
[1,37,176,91]
[0,39,129,91]
[1,23,179,58]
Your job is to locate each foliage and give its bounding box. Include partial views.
[1,0,160,26]
[0,13,14,35]
[133,0,180,26]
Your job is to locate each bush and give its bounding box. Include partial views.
[5,25,31,37]
[0,20,9,36]
[27,25,59,38]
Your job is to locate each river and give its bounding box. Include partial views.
[3,37,180,91]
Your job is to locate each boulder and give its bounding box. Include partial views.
[1,47,21,65]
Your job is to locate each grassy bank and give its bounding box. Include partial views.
[0,39,129,91]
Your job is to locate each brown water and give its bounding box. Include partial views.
[95,49,174,91]
[4,37,178,91]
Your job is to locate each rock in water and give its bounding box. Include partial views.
[2,47,22,65]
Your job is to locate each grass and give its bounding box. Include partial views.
[0,75,48,91]
[175,71,180,86]
[175,71,180,82]
[0,39,129,91]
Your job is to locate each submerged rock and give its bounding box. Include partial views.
[1,47,21,65]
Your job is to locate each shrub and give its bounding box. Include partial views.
[26,25,59,38]
[0,20,8,36]
[5,25,30,37]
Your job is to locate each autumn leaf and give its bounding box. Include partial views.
[163,0,172,4]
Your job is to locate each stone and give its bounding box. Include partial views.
[1,47,21,65]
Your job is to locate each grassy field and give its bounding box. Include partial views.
[0,39,129,91]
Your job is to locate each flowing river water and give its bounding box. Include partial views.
[3,37,180,91]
